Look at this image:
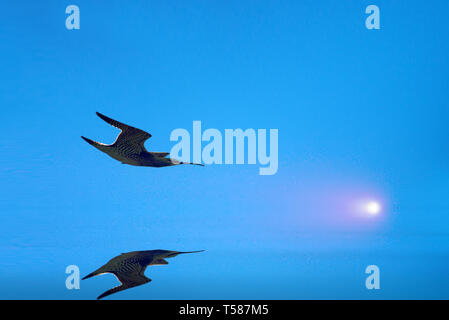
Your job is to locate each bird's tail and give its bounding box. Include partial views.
[181,162,204,166]
[167,250,205,258]
[178,250,205,254]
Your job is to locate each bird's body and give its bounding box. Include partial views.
[82,249,204,299]
[82,112,203,167]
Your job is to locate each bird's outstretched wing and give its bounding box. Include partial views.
[96,112,152,154]
[97,264,151,300]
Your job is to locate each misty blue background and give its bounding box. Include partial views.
[1,1,448,299]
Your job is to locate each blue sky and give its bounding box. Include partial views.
[0,0,448,299]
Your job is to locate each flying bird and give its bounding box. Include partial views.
[81,112,203,167]
[82,249,204,300]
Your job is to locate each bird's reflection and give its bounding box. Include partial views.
[82,249,204,299]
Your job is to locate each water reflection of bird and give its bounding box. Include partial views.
[82,249,204,300]
[81,112,203,167]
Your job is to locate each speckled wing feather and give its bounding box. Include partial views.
[96,112,152,154]
[96,260,151,300]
